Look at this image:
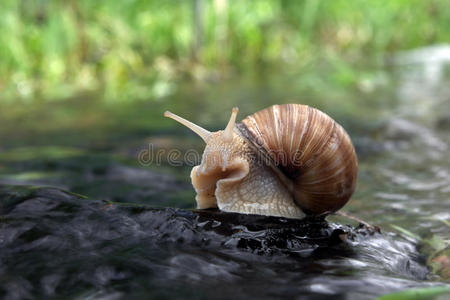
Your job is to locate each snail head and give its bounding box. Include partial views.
[164,108,250,209]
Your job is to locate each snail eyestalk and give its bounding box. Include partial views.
[164,111,211,143]
[222,107,239,142]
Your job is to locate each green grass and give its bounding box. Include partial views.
[376,286,450,300]
[0,0,449,102]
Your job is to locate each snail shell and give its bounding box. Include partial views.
[237,104,358,215]
[164,104,358,219]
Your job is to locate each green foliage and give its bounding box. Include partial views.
[390,224,421,240]
[376,286,450,300]
[0,0,449,102]
[391,224,450,281]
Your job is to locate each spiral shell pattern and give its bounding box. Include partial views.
[236,104,358,215]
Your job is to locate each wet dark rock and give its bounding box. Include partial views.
[0,185,434,299]
[193,209,349,255]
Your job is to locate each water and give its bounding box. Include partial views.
[0,46,450,299]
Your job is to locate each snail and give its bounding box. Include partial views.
[164,104,358,219]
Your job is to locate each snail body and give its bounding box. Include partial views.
[164,104,358,219]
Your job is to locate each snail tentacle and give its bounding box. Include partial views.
[164,111,211,142]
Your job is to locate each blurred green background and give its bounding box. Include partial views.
[1,0,449,102]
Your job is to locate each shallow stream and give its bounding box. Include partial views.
[0,46,449,299]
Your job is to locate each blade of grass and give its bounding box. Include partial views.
[376,286,450,300]
[390,224,421,241]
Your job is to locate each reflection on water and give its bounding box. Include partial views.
[0,45,450,298]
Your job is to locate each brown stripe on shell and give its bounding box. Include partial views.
[238,104,358,215]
